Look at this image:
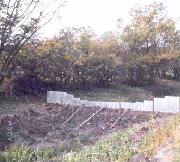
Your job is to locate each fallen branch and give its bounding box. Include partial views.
[110,109,129,129]
[61,105,84,128]
[76,107,104,129]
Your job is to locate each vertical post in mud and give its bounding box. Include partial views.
[179,96,180,113]
[152,99,155,118]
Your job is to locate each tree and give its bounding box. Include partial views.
[121,2,180,55]
[0,0,62,88]
[119,2,180,85]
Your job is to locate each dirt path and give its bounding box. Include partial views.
[153,126,180,162]
[153,139,174,162]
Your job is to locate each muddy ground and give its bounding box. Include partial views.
[0,104,171,153]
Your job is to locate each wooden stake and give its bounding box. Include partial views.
[76,107,104,129]
[152,99,155,118]
[61,105,84,128]
[110,109,129,129]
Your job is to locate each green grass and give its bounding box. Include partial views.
[0,94,46,116]
[71,85,153,102]
[70,79,180,102]
[0,144,60,162]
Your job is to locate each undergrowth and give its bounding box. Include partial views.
[0,115,179,162]
[55,115,180,162]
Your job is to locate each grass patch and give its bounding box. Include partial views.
[71,85,153,102]
[0,94,46,116]
[0,145,59,162]
[70,80,180,102]
[52,126,139,162]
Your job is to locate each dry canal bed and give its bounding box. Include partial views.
[0,103,171,153]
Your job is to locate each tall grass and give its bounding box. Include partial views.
[0,145,58,162]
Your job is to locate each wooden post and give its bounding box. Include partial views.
[152,99,155,118]
[61,105,84,128]
[179,96,180,113]
[76,107,104,129]
[110,109,129,128]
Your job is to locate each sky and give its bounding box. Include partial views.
[40,0,180,38]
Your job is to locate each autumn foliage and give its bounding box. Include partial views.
[0,2,180,95]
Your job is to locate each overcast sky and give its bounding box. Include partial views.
[40,0,180,38]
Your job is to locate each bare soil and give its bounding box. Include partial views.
[0,103,171,152]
